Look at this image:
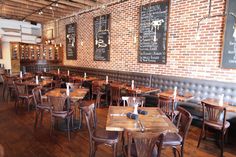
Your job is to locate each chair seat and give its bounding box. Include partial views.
[37,103,51,111]
[19,94,33,99]
[205,120,230,130]
[79,100,95,108]
[162,132,182,146]
[93,129,118,144]
[124,143,158,157]
[52,110,74,118]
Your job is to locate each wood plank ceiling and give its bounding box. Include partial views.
[0,0,111,24]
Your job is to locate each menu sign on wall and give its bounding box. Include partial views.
[94,14,110,61]
[221,0,236,68]
[139,1,169,64]
[66,23,77,60]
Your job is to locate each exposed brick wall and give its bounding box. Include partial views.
[43,0,236,83]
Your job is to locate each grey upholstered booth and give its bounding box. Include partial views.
[23,65,236,121]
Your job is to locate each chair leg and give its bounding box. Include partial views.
[79,109,83,129]
[50,116,55,136]
[40,111,44,127]
[197,124,205,147]
[113,143,117,157]
[67,117,71,141]
[221,132,224,157]
[34,110,39,128]
[172,147,177,157]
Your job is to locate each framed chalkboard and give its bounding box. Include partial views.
[138,1,169,64]
[221,0,236,68]
[94,14,110,61]
[66,23,77,60]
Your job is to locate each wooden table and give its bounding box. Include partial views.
[45,88,89,101]
[159,90,193,102]
[202,98,236,113]
[71,76,98,82]
[23,80,53,87]
[45,88,89,131]
[106,106,178,133]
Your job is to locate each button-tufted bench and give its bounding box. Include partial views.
[151,74,236,120]
[23,65,236,122]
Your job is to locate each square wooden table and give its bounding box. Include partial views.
[106,106,178,133]
[158,90,193,102]
[202,98,236,113]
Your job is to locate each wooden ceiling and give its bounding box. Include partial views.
[0,0,111,24]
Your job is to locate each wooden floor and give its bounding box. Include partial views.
[0,85,236,157]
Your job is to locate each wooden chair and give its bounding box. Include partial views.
[197,101,230,157]
[1,74,7,99]
[158,95,176,121]
[14,81,33,113]
[122,96,145,107]
[159,106,192,157]
[32,86,51,128]
[81,102,118,157]
[48,95,74,141]
[124,130,165,157]
[91,80,103,99]
[5,75,17,100]
[110,85,121,106]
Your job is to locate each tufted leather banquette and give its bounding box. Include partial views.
[22,64,236,121]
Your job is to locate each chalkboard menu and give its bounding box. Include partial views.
[94,14,110,61]
[139,1,169,64]
[66,23,77,60]
[221,0,236,68]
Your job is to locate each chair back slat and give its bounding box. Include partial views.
[127,131,165,157]
[48,96,67,112]
[32,87,43,106]
[158,96,174,120]
[202,102,227,130]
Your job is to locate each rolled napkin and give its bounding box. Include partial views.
[138,109,148,115]
[127,112,138,120]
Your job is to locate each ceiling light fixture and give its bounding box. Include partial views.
[50,6,53,10]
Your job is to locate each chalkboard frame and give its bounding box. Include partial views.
[138,0,170,64]
[66,22,77,60]
[93,14,111,61]
[221,0,236,68]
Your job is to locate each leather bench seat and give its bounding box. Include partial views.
[23,65,236,122]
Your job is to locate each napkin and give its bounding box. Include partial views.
[127,112,138,120]
[138,109,148,115]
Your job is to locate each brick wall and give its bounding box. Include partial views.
[43,0,236,83]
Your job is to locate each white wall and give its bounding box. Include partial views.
[0,42,11,70]
[0,18,42,70]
